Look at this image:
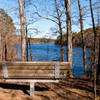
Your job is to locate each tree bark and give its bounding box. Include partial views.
[97,39,100,85]
[0,34,5,61]
[89,0,99,99]
[54,0,64,61]
[65,0,72,66]
[78,0,87,74]
[18,0,26,61]
[23,0,28,61]
[0,33,2,61]
[26,24,29,61]
[5,43,7,61]
[97,6,100,85]
[29,36,32,61]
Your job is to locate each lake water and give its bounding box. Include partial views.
[16,43,91,77]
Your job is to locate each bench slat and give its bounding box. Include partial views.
[6,65,71,70]
[5,62,71,66]
[0,62,71,79]
[5,70,68,79]
[7,74,67,79]
[7,69,67,75]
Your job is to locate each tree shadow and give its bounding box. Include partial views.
[60,78,100,95]
[0,82,49,95]
[42,78,100,100]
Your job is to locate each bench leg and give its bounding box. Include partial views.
[30,82,35,96]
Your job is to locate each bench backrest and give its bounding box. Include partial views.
[0,62,71,79]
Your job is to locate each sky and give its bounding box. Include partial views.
[0,0,57,39]
[0,0,98,39]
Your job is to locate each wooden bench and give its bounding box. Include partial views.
[0,61,71,96]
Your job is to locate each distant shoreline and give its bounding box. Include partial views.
[15,35,56,44]
[29,38,55,44]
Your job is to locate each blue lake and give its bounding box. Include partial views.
[16,43,91,77]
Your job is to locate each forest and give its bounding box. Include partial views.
[0,0,100,100]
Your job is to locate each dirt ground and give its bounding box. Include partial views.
[0,78,100,100]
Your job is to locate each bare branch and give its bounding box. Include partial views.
[33,3,59,25]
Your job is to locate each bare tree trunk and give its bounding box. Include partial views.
[23,0,28,61]
[97,39,100,85]
[26,24,29,61]
[5,43,7,61]
[89,0,99,99]
[97,8,100,85]
[2,35,6,61]
[78,0,87,74]
[18,0,26,61]
[65,0,72,67]
[2,43,5,61]
[54,0,64,61]
[0,33,2,61]
[29,36,32,61]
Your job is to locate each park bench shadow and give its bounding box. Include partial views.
[0,82,49,95]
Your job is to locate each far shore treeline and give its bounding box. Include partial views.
[14,35,55,44]
[55,26,100,48]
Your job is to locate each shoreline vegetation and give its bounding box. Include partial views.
[29,38,55,44]
[15,35,56,44]
[55,27,100,48]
